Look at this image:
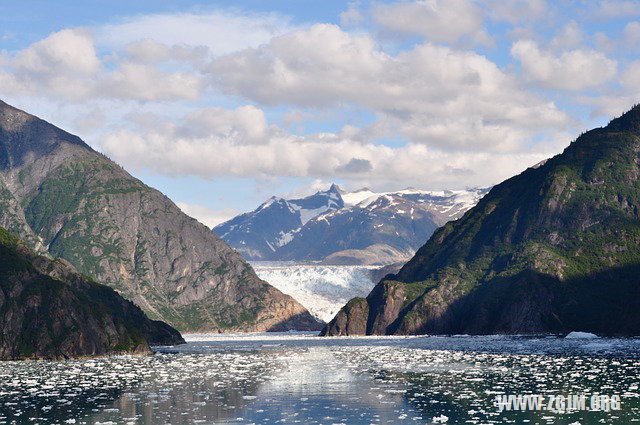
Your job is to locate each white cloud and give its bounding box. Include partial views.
[0,29,206,102]
[0,8,295,103]
[487,0,548,23]
[550,21,584,50]
[340,2,363,26]
[594,31,614,51]
[0,29,100,100]
[122,38,209,65]
[97,105,565,191]
[72,108,106,133]
[179,105,270,142]
[95,10,297,57]
[621,60,640,89]
[100,62,203,101]
[623,21,640,48]
[176,202,239,228]
[1,3,625,198]
[208,24,569,152]
[372,0,491,45]
[596,0,640,18]
[14,28,100,76]
[511,40,617,91]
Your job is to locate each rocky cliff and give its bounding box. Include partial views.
[0,99,321,332]
[323,104,640,337]
[0,226,184,360]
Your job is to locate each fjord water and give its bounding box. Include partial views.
[2,334,640,424]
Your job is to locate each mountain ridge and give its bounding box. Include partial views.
[322,104,640,337]
[215,184,487,265]
[0,99,322,332]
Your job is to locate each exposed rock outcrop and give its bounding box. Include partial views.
[0,227,184,360]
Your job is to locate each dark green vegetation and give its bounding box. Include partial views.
[0,99,321,332]
[323,104,640,337]
[0,226,184,360]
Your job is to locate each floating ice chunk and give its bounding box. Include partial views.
[565,331,599,339]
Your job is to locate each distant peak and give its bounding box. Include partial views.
[606,103,640,133]
[328,183,342,193]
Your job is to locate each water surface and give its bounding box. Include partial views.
[1,333,639,424]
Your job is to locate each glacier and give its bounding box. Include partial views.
[252,262,377,322]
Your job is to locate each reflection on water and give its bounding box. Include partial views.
[1,333,640,424]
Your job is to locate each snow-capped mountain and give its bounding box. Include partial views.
[214,185,489,265]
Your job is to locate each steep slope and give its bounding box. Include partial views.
[0,226,184,360]
[215,186,486,265]
[215,184,343,260]
[0,99,321,332]
[323,105,640,337]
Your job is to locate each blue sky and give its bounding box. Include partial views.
[1,0,640,227]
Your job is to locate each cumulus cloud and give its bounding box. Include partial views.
[372,0,491,45]
[511,40,617,91]
[99,62,203,101]
[72,108,106,133]
[123,39,210,65]
[340,2,364,26]
[0,29,99,99]
[97,105,564,191]
[0,29,206,102]
[550,21,584,50]
[0,9,295,103]
[0,3,625,197]
[623,21,640,48]
[487,0,548,24]
[14,28,100,76]
[621,60,640,89]
[208,24,569,152]
[596,0,640,18]
[335,158,373,174]
[95,10,297,56]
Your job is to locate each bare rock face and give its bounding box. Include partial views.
[323,104,640,337]
[0,99,322,332]
[319,298,369,336]
[0,227,184,360]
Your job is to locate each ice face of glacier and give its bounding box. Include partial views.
[252,262,378,322]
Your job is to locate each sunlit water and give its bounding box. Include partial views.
[1,333,640,424]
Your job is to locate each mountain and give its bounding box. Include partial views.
[216,184,343,260]
[214,185,487,265]
[322,104,640,337]
[0,99,321,332]
[0,226,184,360]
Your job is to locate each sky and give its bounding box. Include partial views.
[1,0,640,228]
